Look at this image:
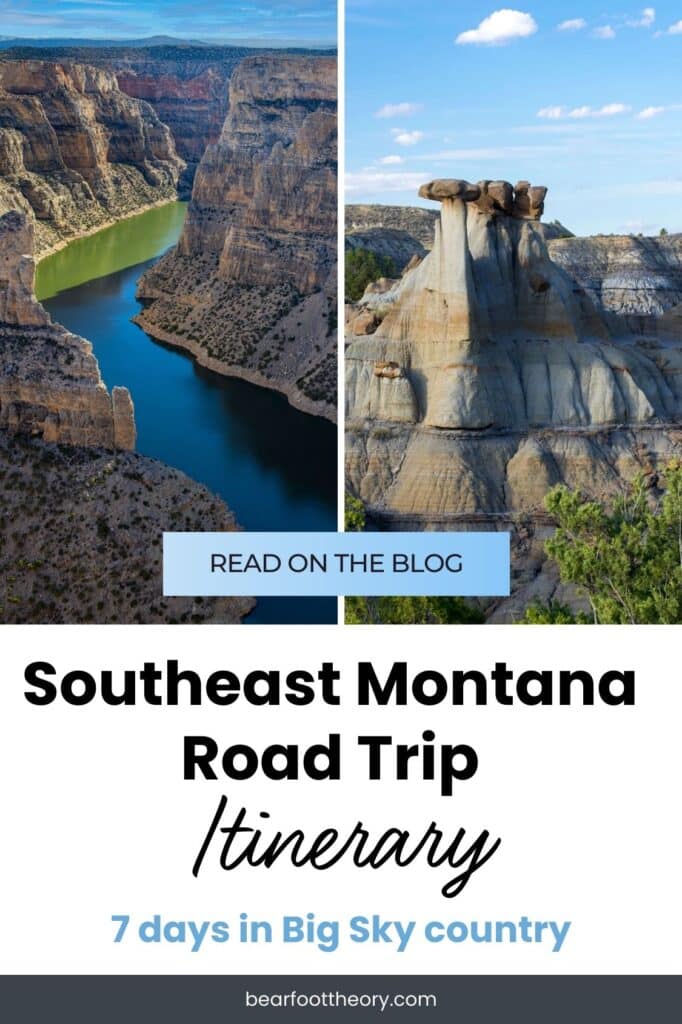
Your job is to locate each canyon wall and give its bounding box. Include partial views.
[135,53,338,419]
[0,210,135,448]
[0,58,183,255]
[345,179,682,620]
[101,49,250,196]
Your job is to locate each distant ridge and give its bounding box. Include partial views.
[0,35,336,52]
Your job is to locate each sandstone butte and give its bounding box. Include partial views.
[345,178,682,621]
[133,54,338,421]
[0,209,252,625]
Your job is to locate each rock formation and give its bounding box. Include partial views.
[134,53,338,419]
[346,202,574,272]
[0,210,135,448]
[0,58,183,255]
[0,209,251,625]
[345,179,682,621]
[548,232,682,335]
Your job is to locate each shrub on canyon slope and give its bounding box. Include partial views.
[345,595,485,625]
[522,463,682,624]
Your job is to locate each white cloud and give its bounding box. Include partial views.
[627,7,656,28]
[455,8,538,46]
[345,171,430,195]
[557,18,586,31]
[538,103,631,120]
[380,155,404,165]
[635,103,682,119]
[596,103,631,116]
[390,129,425,146]
[374,102,422,119]
[636,105,665,119]
[592,25,616,38]
[667,20,682,34]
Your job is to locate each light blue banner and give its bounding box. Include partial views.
[163,532,510,597]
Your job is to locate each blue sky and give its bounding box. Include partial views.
[346,2,682,234]
[0,1,337,45]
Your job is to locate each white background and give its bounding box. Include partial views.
[0,623,679,974]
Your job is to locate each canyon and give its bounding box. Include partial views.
[0,47,337,623]
[0,49,338,420]
[134,53,338,420]
[0,208,252,624]
[345,180,682,621]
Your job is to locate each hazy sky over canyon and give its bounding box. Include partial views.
[347,1,682,235]
[0,0,336,45]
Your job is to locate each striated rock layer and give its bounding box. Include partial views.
[548,232,682,335]
[0,210,251,625]
[0,210,135,448]
[135,53,337,420]
[0,58,183,255]
[345,179,682,620]
[1,45,324,197]
[103,51,244,197]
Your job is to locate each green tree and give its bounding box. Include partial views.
[345,595,485,625]
[345,492,366,532]
[345,248,397,302]
[521,463,682,624]
[660,227,669,237]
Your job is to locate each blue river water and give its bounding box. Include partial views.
[38,206,337,624]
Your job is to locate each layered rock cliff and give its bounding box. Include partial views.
[0,210,135,447]
[548,232,682,335]
[101,49,249,197]
[345,179,682,621]
[1,45,314,197]
[134,53,337,420]
[0,209,251,625]
[0,58,183,255]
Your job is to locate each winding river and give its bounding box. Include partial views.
[36,202,337,625]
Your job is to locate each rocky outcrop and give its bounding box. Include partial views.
[135,53,338,420]
[0,210,135,448]
[346,204,438,248]
[548,232,682,334]
[346,204,438,271]
[0,58,183,255]
[345,179,682,621]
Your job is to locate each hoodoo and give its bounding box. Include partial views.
[345,178,682,619]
